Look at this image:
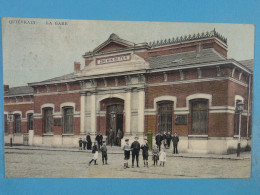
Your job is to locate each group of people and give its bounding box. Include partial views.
[80,131,180,168]
[78,132,103,151]
[108,128,123,147]
[122,136,167,169]
[155,132,179,154]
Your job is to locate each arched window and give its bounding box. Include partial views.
[14,114,21,133]
[4,114,8,133]
[63,107,74,134]
[191,99,208,134]
[158,101,173,134]
[44,108,53,133]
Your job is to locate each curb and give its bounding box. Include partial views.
[5,146,250,160]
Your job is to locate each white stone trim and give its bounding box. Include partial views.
[60,102,76,113]
[186,93,212,108]
[235,95,244,104]
[4,102,34,105]
[41,103,55,114]
[26,110,34,116]
[96,93,126,111]
[154,96,177,109]
[147,77,248,88]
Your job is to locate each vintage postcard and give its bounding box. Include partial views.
[2,17,254,178]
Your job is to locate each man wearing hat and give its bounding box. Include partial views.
[131,136,141,168]
[141,138,149,168]
[100,140,108,165]
[122,139,131,169]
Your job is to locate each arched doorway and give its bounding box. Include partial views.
[107,104,124,146]
[99,98,124,146]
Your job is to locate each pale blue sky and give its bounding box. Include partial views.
[2,18,254,87]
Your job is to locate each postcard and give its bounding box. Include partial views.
[2,17,254,178]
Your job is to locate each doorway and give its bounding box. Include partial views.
[107,104,124,146]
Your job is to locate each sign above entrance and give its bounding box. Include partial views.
[96,53,131,65]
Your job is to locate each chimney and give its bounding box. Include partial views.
[196,43,202,57]
[4,85,9,92]
[74,62,81,72]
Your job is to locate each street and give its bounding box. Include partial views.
[5,148,251,178]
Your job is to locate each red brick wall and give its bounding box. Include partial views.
[4,103,34,118]
[167,71,180,82]
[118,77,126,86]
[34,93,81,113]
[146,73,164,84]
[85,59,93,66]
[202,68,217,78]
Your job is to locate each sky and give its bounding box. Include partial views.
[2,17,255,87]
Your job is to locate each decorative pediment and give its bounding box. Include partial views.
[93,33,135,54]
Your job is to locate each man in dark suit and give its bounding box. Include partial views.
[95,132,103,151]
[172,132,179,154]
[131,136,140,168]
[155,133,162,151]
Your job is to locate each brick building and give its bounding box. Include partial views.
[4,29,253,154]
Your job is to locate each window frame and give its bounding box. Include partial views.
[27,113,34,131]
[62,106,74,134]
[157,101,174,134]
[190,99,209,134]
[4,114,8,134]
[43,108,53,134]
[13,114,21,134]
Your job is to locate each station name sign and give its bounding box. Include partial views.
[96,54,131,65]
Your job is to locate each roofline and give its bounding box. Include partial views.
[4,93,34,98]
[28,59,252,87]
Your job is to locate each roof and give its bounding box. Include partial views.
[39,73,77,83]
[4,86,33,96]
[148,48,226,69]
[239,60,254,72]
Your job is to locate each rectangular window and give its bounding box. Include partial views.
[158,102,173,134]
[28,113,34,131]
[44,108,53,133]
[191,100,208,134]
[14,114,21,133]
[4,114,8,133]
[63,107,74,134]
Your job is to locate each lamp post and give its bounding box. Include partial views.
[237,102,244,157]
[8,112,13,147]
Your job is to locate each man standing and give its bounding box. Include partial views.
[109,128,114,147]
[100,141,108,165]
[86,133,92,150]
[117,129,122,146]
[131,136,140,168]
[141,138,149,168]
[96,132,103,151]
[172,132,179,154]
[166,132,172,149]
[155,133,162,151]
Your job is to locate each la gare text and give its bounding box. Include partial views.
[46,21,68,26]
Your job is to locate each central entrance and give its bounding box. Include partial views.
[107,104,124,146]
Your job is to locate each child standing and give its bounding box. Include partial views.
[78,138,83,150]
[122,139,131,169]
[89,141,99,166]
[141,138,149,168]
[159,148,166,167]
[152,145,159,166]
[100,141,108,165]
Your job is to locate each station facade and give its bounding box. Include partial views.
[4,30,253,154]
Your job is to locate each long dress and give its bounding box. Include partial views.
[87,135,92,150]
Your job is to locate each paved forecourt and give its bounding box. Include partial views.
[5,148,251,178]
